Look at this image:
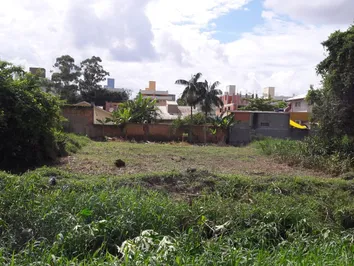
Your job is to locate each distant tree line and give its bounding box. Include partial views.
[41,55,129,105]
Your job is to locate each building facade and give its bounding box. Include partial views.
[285,93,312,126]
[216,85,249,115]
[140,81,176,106]
[263,87,275,99]
[285,94,311,112]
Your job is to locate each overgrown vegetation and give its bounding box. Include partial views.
[0,61,90,171]
[257,25,354,175]
[56,133,91,155]
[256,137,354,175]
[303,25,354,163]
[0,167,353,264]
[0,61,63,171]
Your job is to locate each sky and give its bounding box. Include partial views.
[0,0,353,98]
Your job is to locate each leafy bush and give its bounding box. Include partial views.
[172,113,208,129]
[108,93,159,126]
[0,61,63,171]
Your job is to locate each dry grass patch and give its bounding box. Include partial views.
[59,141,327,177]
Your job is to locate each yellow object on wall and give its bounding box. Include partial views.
[290,119,307,129]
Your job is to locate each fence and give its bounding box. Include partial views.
[61,105,225,143]
[62,106,309,145]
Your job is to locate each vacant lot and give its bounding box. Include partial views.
[60,140,326,177]
[3,139,352,265]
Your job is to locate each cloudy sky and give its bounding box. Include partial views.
[0,0,352,97]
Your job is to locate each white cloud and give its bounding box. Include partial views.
[264,0,354,24]
[261,11,276,20]
[147,0,250,28]
[0,0,352,99]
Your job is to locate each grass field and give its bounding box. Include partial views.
[59,140,326,177]
[1,139,353,265]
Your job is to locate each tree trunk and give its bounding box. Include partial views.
[190,105,193,120]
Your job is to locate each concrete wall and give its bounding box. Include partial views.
[229,122,251,145]
[229,111,309,145]
[252,112,289,129]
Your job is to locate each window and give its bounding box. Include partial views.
[228,107,230,111]
[260,122,270,127]
[295,101,301,107]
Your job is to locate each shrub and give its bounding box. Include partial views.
[0,61,63,171]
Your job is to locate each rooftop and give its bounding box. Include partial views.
[157,105,190,120]
[286,93,307,101]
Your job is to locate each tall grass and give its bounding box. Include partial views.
[56,133,91,156]
[255,138,354,175]
[0,168,354,264]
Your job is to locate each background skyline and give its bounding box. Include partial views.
[1,0,353,98]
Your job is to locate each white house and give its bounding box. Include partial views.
[285,93,312,112]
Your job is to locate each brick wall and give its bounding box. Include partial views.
[62,106,93,135]
[61,106,223,143]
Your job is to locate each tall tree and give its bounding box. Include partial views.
[240,98,275,111]
[79,56,109,104]
[311,25,354,139]
[51,55,81,103]
[200,80,223,117]
[175,73,204,119]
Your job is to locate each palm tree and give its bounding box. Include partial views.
[200,80,223,117]
[175,73,204,119]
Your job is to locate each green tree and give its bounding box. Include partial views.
[51,55,81,103]
[94,89,130,106]
[210,113,237,143]
[274,100,287,109]
[200,80,224,117]
[107,93,158,125]
[0,61,62,170]
[106,93,159,138]
[175,73,204,119]
[79,56,109,104]
[306,85,323,106]
[310,25,354,139]
[240,98,275,111]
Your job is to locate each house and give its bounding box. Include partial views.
[140,81,176,106]
[285,94,311,112]
[157,101,190,123]
[216,85,249,115]
[285,94,311,126]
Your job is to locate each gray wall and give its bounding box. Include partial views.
[229,112,309,145]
